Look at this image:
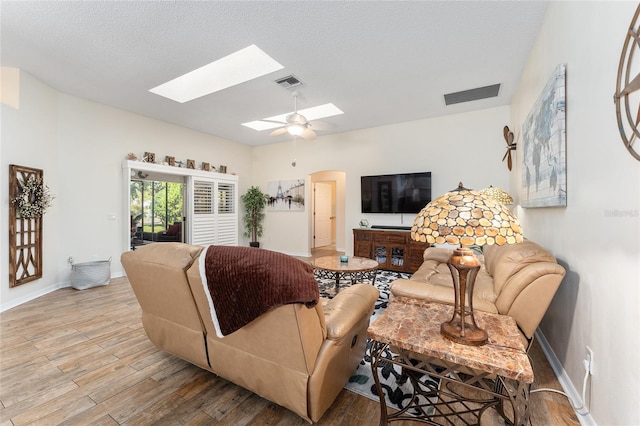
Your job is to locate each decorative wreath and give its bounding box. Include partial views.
[11,175,54,219]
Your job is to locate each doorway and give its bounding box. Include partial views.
[130,178,185,248]
[310,170,345,254]
[314,181,335,248]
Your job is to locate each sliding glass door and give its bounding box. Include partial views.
[130,180,184,247]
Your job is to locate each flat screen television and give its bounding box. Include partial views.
[361,172,432,214]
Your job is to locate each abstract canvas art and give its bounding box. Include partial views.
[521,64,567,208]
[266,179,305,211]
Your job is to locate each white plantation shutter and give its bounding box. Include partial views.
[188,176,238,246]
[191,180,216,246]
[216,182,237,245]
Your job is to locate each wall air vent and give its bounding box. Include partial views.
[444,84,501,106]
[275,75,303,88]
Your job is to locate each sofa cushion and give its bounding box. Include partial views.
[484,240,557,296]
[392,251,498,314]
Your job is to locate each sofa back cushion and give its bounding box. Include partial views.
[410,248,497,313]
[484,240,557,296]
[121,242,209,369]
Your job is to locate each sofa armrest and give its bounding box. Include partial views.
[495,262,566,339]
[322,284,379,341]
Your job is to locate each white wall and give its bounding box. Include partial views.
[1,71,61,310]
[510,2,640,425]
[252,105,512,256]
[1,70,252,311]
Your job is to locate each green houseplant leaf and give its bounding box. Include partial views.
[240,186,269,246]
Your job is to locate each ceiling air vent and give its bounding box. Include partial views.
[444,84,501,106]
[275,75,303,88]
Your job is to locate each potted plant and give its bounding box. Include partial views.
[241,186,268,247]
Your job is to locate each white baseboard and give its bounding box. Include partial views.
[0,272,125,313]
[1,283,63,313]
[535,330,596,426]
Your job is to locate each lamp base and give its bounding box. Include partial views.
[441,318,488,346]
[442,246,489,346]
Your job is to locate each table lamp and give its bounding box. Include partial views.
[479,185,514,205]
[411,183,523,345]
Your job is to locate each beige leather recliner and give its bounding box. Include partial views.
[390,239,566,347]
[121,243,379,423]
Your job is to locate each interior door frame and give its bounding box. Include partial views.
[313,181,335,248]
[309,170,346,254]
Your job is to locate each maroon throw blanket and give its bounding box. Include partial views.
[203,245,319,336]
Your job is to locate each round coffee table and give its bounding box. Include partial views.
[311,255,378,291]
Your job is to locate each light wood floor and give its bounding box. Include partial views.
[1,253,579,425]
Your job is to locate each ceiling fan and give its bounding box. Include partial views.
[502,125,517,171]
[268,91,327,140]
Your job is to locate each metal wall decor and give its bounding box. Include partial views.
[614,4,640,161]
[9,165,44,287]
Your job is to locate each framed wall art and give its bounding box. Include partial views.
[266,179,305,211]
[521,64,567,208]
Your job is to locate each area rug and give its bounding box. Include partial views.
[317,270,439,413]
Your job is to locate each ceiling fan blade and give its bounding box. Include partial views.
[301,127,316,140]
[503,126,510,142]
[270,127,288,137]
[502,150,509,162]
[507,131,514,145]
[507,151,513,171]
[262,119,287,125]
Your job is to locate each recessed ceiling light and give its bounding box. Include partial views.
[149,44,284,103]
[242,103,344,131]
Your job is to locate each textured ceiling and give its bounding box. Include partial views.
[1,1,548,146]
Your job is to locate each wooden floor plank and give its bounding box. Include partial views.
[8,387,90,425]
[0,381,79,421]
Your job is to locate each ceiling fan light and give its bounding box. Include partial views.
[287,124,305,136]
[287,113,307,125]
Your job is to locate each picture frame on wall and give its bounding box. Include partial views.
[266,179,305,211]
[521,64,567,208]
[165,156,175,166]
[202,162,210,171]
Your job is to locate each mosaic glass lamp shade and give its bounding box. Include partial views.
[479,185,514,205]
[411,183,522,247]
[410,183,523,345]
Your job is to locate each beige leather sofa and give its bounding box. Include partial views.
[390,240,565,347]
[121,243,379,423]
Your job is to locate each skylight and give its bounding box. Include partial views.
[242,103,344,131]
[149,45,284,103]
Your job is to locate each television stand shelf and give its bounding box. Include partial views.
[353,228,429,273]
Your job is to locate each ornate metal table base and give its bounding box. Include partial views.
[311,255,379,291]
[370,341,531,425]
[313,268,378,290]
